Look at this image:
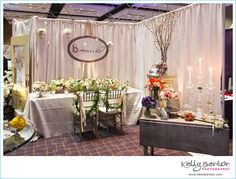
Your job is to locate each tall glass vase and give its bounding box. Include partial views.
[144,108,151,118]
[150,90,159,101]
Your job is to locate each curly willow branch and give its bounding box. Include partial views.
[144,11,180,63]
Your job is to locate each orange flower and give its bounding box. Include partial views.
[149,77,155,84]
[146,76,165,91]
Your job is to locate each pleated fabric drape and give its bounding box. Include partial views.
[12,3,223,114]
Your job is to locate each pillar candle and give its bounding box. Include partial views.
[188,66,192,84]
[228,77,232,91]
[198,57,202,73]
[209,67,213,84]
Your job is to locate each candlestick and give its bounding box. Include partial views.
[209,67,213,85]
[198,57,202,73]
[228,77,232,91]
[188,66,192,84]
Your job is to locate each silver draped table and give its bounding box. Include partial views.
[139,116,229,156]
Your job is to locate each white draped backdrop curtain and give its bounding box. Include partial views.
[12,3,223,114]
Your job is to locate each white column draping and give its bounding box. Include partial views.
[12,3,223,114]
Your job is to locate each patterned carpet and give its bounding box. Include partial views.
[5,125,232,156]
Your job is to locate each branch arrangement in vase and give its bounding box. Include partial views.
[145,11,180,63]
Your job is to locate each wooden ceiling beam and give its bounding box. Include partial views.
[47,3,65,18]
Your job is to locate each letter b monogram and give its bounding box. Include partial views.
[72,44,78,53]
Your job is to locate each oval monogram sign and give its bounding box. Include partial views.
[67,36,108,63]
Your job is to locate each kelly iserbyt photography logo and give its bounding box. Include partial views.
[181,160,230,172]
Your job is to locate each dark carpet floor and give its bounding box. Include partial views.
[5,125,232,156]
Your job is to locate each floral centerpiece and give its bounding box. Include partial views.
[161,87,179,100]
[159,87,179,108]
[3,71,14,120]
[33,81,48,97]
[121,80,129,91]
[64,78,75,93]
[3,71,13,107]
[100,77,121,91]
[146,76,165,100]
[83,78,100,91]
[142,96,157,117]
[156,62,168,76]
[149,62,168,76]
[48,79,65,93]
[71,79,85,92]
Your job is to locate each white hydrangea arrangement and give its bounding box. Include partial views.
[3,71,14,106]
[32,81,48,92]
[201,113,228,129]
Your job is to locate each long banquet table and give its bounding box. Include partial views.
[23,88,143,138]
[139,116,229,156]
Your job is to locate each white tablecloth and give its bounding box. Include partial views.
[24,93,74,138]
[24,88,143,138]
[124,88,143,125]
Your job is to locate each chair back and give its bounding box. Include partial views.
[73,91,99,133]
[80,91,99,109]
[104,90,123,112]
[83,91,97,101]
[107,90,122,99]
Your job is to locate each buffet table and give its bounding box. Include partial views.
[24,88,143,138]
[139,116,229,156]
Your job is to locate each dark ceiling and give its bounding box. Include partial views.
[3,3,189,23]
